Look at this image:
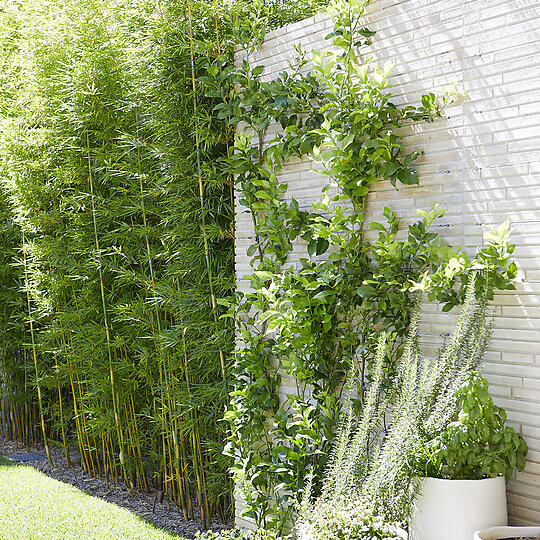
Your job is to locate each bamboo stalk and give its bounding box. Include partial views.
[64,289,96,476]
[175,426,193,519]
[66,354,87,469]
[122,352,144,492]
[161,426,168,500]
[136,130,181,511]
[107,434,117,485]
[9,406,15,444]
[60,320,92,475]
[167,428,175,503]
[22,233,52,466]
[24,395,29,448]
[86,132,130,490]
[191,429,207,529]
[181,328,207,528]
[129,394,149,493]
[102,435,109,489]
[172,408,189,520]
[21,359,28,447]
[124,403,138,489]
[53,352,70,467]
[0,396,6,440]
[77,374,95,477]
[187,1,226,381]
[179,329,195,520]
[92,434,103,477]
[196,428,211,523]
[5,372,15,442]
[14,404,23,447]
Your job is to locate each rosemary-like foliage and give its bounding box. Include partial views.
[300,274,491,529]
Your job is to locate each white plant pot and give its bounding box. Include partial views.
[409,476,507,540]
[474,525,540,539]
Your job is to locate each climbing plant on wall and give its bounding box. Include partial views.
[203,0,517,530]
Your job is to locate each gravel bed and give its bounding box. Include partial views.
[0,439,232,539]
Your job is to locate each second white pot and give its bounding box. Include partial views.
[474,526,540,539]
[409,476,507,540]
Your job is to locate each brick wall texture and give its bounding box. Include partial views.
[234,0,540,527]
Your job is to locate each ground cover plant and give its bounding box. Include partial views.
[0,0,326,524]
[0,455,180,539]
[205,0,517,531]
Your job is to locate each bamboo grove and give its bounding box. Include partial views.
[0,0,237,522]
[0,0,327,523]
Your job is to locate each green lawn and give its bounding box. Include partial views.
[0,455,182,539]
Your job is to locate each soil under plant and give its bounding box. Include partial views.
[499,537,540,540]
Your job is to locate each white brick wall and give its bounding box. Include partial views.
[235,0,540,527]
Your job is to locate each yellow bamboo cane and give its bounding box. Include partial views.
[86,133,130,490]
[187,1,226,381]
[53,352,70,467]
[21,233,52,465]
[130,394,149,493]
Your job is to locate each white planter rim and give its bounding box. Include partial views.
[474,525,540,540]
[417,475,505,484]
[395,526,408,540]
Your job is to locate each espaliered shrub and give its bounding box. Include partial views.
[205,0,517,531]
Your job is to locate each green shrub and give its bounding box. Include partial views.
[417,372,528,481]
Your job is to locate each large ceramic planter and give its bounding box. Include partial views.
[474,526,540,539]
[409,476,507,540]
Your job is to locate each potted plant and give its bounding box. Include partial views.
[409,373,528,540]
